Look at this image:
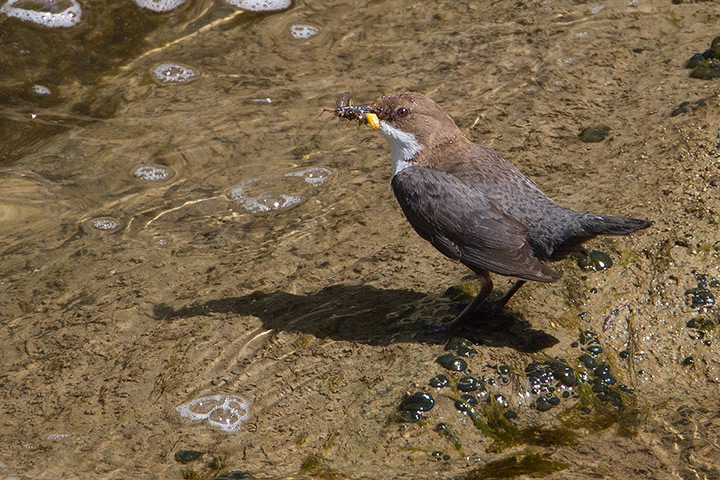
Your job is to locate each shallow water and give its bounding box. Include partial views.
[1,1,720,479]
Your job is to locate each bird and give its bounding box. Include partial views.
[334,91,651,329]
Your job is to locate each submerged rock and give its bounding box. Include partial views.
[578,126,610,143]
[174,450,204,463]
[436,353,468,372]
[429,374,450,388]
[690,59,720,79]
[685,35,720,79]
[574,250,613,271]
[685,274,716,309]
[399,391,435,420]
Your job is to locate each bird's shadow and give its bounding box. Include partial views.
[154,284,557,353]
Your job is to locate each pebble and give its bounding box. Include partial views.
[398,392,434,420]
[429,374,449,388]
[436,353,467,372]
[575,250,613,271]
[457,376,479,392]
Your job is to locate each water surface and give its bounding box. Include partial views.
[1,1,720,479]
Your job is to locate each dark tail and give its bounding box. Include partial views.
[583,214,653,236]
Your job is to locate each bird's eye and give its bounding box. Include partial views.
[396,107,410,117]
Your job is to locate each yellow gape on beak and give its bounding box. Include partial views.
[365,113,380,130]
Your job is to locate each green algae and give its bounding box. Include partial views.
[300,454,349,480]
[459,451,570,479]
[454,396,578,452]
[181,454,228,480]
[559,383,643,438]
[445,282,481,301]
[437,422,463,452]
[618,249,644,267]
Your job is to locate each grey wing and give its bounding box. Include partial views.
[391,167,560,283]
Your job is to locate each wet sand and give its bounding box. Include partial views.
[1,0,720,478]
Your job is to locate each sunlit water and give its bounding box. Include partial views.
[1,0,720,479]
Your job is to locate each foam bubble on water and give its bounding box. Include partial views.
[0,0,82,27]
[229,184,301,213]
[151,63,199,85]
[284,167,332,186]
[227,168,334,213]
[176,395,250,433]
[290,24,318,40]
[133,165,172,181]
[224,0,290,11]
[90,217,122,232]
[134,0,185,12]
[32,85,51,95]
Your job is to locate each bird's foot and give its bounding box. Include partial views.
[418,299,507,334]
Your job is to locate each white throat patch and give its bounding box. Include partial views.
[378,120,422,176]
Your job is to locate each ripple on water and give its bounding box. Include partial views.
[150,63,200,85]
[0,0,82,27]
[284,167,332,186]
[176,395,250,433]
[229,184,300,213]
[228,167,333,213]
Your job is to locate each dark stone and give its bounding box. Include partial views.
[399,392,435,412]
[174,450,205,463]
[579,353,597,368]
[436,353,468,371]
[685,274,715,309]
[536,399,553,412]
[686,52,710,69]
[575,250,613,271]
[690,59,720,79]
[578,126,610,143]
[429,374,450,388]
[457,376,479,392]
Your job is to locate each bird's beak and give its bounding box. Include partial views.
[333,102,380,130]
[365,112,380,130]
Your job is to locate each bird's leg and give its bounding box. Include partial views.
[423,276,527,332]
[441,270,494,329]
[421,273,528,333]
[491,280,526,310]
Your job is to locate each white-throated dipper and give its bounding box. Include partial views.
[335,92,651,328]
